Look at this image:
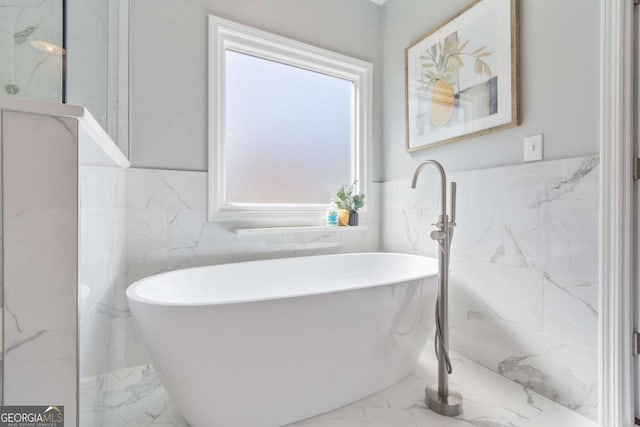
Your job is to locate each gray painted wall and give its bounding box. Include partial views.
[131,0,599,178]
[130,0,383,175]
[381,0,600,180]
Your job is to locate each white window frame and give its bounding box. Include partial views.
[208,15,372,223]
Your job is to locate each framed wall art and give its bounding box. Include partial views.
[405,0,519,152]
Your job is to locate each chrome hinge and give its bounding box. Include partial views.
[634,332,640,356]
[634,158,640,180]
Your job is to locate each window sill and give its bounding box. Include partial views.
[233,225,368,236]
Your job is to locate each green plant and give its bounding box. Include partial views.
[336,181,365,213]
[420,32,493,91]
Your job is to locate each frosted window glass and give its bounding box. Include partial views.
[224,50,353,204]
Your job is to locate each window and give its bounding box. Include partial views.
[208,16,372,223]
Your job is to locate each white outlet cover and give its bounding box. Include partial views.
[524,134,543,162]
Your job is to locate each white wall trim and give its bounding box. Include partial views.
[599,0,635,426]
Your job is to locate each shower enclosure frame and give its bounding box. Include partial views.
[62,0,67,103]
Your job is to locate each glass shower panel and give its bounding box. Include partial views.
[66,0,108,129]
[66,0,128,156]
[0,0,128,154]
[0,0,64,102]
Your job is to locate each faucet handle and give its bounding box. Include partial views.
[430,230,447,241]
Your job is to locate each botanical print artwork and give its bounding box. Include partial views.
[406,0,518,151]
[418,31,495,130]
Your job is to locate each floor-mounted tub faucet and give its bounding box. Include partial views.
[411,160,463,417]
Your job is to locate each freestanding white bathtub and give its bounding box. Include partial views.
[126,252,439,427]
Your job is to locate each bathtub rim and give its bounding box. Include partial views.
[126,252,438,308]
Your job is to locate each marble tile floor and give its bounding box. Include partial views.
[83,349,599,427]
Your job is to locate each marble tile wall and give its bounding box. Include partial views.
[78,131,127,427]
[2,111,79,426]
[0,100,130,426]
[2,126,599,425]
[118,167,381,367]
[381,155,599,420]
[79,132,127,327]
[0,0,64,101]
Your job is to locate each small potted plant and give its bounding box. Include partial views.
[335,181,365,226]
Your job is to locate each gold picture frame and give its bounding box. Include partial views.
[405,0,520,152]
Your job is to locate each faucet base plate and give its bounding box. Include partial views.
[425,386,463,417]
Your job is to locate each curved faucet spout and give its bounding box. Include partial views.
[411,160,447,219]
